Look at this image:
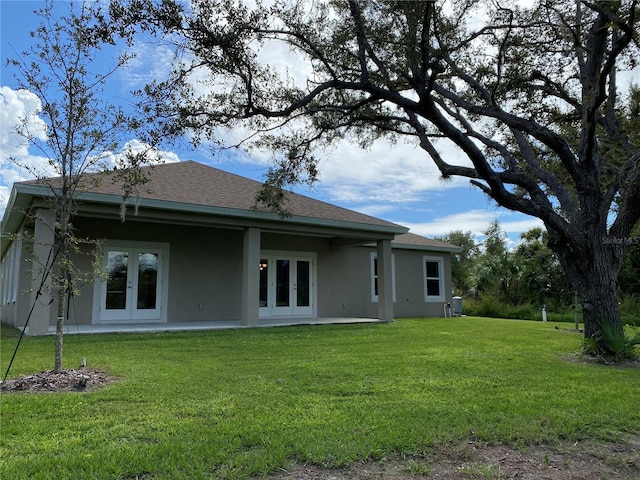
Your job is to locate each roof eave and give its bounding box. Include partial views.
[391,243,462,253]
[5,185,407,236]
[79,191,407,235]
[363,241,461,253]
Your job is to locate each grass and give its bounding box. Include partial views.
[1,317,639,479]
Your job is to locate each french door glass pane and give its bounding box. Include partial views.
[259,259,268,307]
[276,259,290,307]
[106,251,128,310]
[373,258,379,296]
[137,253,158,310]
[296,261,310,307]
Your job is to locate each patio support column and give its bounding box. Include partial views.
[29,208,56,335]
[241,227,261,327]
[377,239,394,322]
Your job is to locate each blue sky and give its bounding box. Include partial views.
[1,0,544,246]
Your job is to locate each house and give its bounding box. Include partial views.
[0,161,461,334]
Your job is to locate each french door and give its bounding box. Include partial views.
[97,243,168,323]
[259,254,315,317]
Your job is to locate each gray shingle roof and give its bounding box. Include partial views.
[5,161,462,254]
[392,233,462,252]
[24,160,403,229]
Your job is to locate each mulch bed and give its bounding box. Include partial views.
[0,368,115,393]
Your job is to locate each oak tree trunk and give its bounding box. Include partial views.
[550,229,625,355]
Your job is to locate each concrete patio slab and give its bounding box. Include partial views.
[45,317,382,335]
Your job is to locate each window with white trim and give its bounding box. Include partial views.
[1,237,21,305]
[423,256,445,302]
[370,253,396,302]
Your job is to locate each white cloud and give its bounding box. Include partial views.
[119,41,177,89]
[115,139,181,166]
[0,87,57,199]
[402,209,544,239]
[315,137,472,205]
[0,86,47,162]
[255,37,313,89]
[0,185,10,215]
[0,86,182,216]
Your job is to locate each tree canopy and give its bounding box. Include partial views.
[112,0,640,355]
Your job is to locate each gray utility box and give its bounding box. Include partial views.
[452,296,463,316]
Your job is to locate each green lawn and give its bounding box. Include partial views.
[1,318,639,479]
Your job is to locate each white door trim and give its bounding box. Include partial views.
[258,251,316,318]
[93,241,170,324]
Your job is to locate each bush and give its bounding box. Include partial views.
[464,296,504,318]
[463,297,580,323]
[620,295,640,326]
[582,324,640,360]
[464,295,640,326]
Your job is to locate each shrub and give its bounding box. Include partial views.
[582,324,640,360]
[463,297,579,323]
[620,295,640,326]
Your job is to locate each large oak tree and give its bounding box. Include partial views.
[112,0,640,354]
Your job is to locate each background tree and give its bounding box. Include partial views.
[482,219,508,258]
[441,222,576,318]
[112,0,640,356]
[5,0,154,371]
[435,230,478,295]
[618,223,640,296]
[511,227,572,306]
[469,221,515,303]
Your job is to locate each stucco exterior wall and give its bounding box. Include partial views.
[71,217,247,324]
[317,247,377,318]
[392,248,454,317]
[317,246,454,318]
[3,213,455,331]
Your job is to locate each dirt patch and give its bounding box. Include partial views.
[562,352,640,368]
[0,368,115,393]
[265,437,640,480]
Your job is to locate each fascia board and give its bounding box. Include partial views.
[392,243,463,253]
[362,241,462,253]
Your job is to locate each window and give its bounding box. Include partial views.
[370,253,396,302]
[423,256,445,302]
[1,237,21,305]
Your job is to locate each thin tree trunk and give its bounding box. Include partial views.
[54,277,66,372]
[54,209,69,373]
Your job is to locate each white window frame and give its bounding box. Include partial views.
[1,237,21,305]
[423,256,445,302]
[370,252,396,303]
